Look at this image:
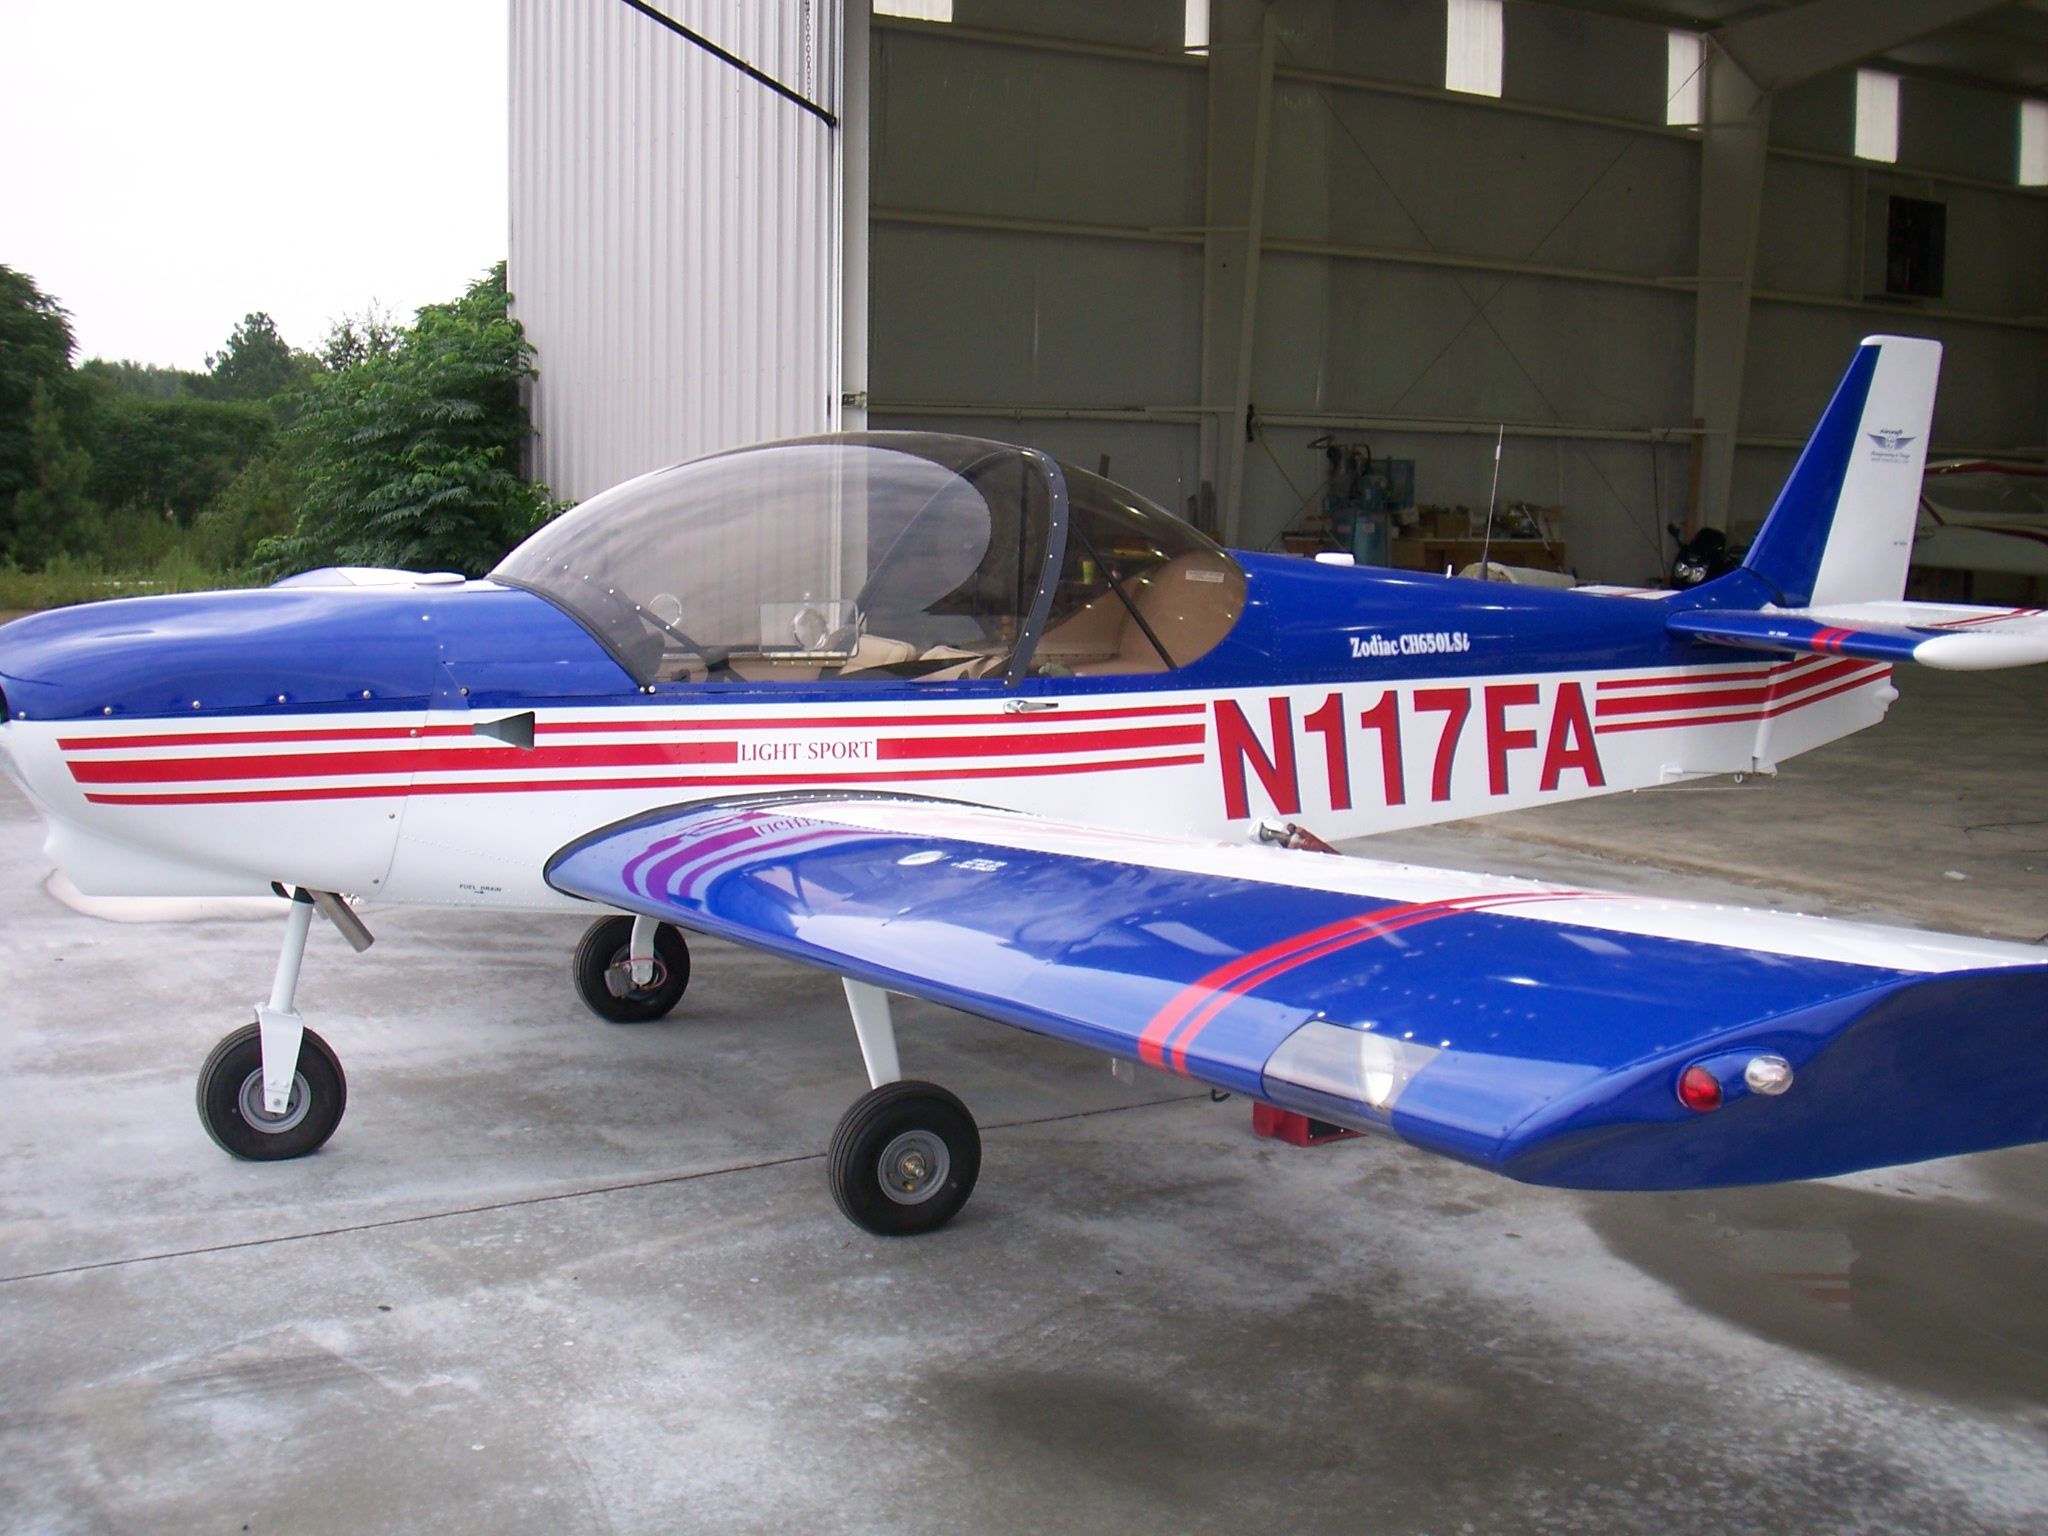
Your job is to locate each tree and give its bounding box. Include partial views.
[7,382,95,567]
[259,264,553,576]
[193,311,304,403]
[0,266,95,566]
[88,396,275,524]
[319,306,401,372]
[79,358,205,400]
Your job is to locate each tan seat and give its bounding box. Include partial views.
[838,634,920,675]
[1068,552,1241,675]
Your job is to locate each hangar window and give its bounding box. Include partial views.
[2022,99,2048,186]
[1666,32,1702,127]
[1444,0,1502,99]
[1184,0,1209,53]
[1856,69,1900,164]
[874,1,951,21]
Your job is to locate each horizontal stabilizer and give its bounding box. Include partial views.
[1670,602,2048,671]
[548,795,2048,1191]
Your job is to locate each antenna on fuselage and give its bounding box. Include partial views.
[1476,424,1505,581]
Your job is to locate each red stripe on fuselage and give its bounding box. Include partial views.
[54,702,1205,754]
[79,751,1210,806]
[1592,657,1872,717]
[1593,665,1887,735]
[1594,660,1805,692]
[68,739,743,785]
[877,724,1204,760]
[58,723,470,752]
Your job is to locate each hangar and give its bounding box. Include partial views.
[509,0,2045,587]
[5,4,2048,1534]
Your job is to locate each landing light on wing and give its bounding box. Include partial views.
[1744,1054,1796,1096]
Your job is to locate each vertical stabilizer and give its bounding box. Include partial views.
[1740,335,1942,607]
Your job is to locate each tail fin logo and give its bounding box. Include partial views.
[1867,428,1917,459]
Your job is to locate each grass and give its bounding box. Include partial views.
[0,549,252,613]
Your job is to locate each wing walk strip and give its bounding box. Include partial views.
[1137,891,1586,1075]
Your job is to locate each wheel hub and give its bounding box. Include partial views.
[236,1069,311,1134]
[877,1130,949,1205]
[604,951,666,999]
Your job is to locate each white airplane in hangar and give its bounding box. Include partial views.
[2,335,2046,1235]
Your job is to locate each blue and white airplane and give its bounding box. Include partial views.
[3,334,2045,1234]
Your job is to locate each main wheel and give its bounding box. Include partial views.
[827,1080,981,1236]
[196,1022,347,1161]
[573,916,691,1023]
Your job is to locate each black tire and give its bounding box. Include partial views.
[573,916,691,1023]
[827,1080,980,1236]
[196,1022,347,1161]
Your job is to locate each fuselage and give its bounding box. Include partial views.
[0,555,1895,909]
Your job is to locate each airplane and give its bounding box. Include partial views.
[2,333,2046,1235]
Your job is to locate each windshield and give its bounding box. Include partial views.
[496,434,1057,685]
[494,432,1244,686]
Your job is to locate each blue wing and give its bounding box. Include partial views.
[546,794,2048,1191]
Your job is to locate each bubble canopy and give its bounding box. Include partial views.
[493,433,1245,687]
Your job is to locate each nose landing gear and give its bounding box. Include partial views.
[196,1022,347,1160]
[195,887,368,1161]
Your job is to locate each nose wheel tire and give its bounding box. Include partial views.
[196,1022,347,1161]
[828,1080,980,1236]
[573,916,691,1023]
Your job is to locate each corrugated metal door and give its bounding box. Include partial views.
[510,0,844,502]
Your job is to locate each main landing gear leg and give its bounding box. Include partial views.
[195,888,366,1160]
[572,914,692,1023]
[827,979,981,1236]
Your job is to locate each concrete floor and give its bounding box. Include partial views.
[2,667,2045,1535]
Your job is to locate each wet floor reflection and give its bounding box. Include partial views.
[1583,1148,2048,1409]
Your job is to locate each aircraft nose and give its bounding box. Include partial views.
[0,587,444,723]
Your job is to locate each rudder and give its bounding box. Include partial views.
[1739,335,1941,607]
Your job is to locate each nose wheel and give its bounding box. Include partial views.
[196,1022,347,1160]
[573,915,692,1022]
[827,1080,981,1235]
[195,886,364,1161]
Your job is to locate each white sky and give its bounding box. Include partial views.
[0,0,507,369]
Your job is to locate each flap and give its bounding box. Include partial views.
[547,794,2048,1190]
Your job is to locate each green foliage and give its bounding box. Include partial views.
[79,358,205,400]
[1,265,96,566]
[260,264,553,576]
[0,542,239,612]
[0,261,551,603]
[192,311,303,402]
[8,382,96,567]
[319,306,401,372]
[87,396,275,525]
[193,442,304,569]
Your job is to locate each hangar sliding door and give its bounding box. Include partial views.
[510,0,849,504]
